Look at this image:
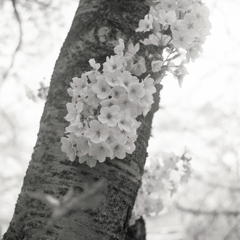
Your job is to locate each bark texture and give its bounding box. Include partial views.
[3,1,162,239]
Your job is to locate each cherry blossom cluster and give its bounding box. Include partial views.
[61,40,156,167]
[130,150,192,224]
[61,0,211,168]
[136,0,211,85]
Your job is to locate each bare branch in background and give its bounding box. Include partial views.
[223,216,240,240]
[0,109,16,143]
[1,0,22,82]
[176,204,240,216]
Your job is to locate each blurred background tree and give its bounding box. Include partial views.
[1,0,240,239]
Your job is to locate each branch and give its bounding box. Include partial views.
[223,216,240,240]
[176,203,240,216]
[1,0,23,82]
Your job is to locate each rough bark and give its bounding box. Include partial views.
[3,1,162,239]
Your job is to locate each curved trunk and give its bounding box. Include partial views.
[3,1,162,239]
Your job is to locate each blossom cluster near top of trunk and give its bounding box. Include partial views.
[61,0,211,167]
[137,0,211,62]
[61,40,156,167]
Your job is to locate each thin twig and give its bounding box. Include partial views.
[1,0,23,82]
[176,204,240,216]
[223,216,240,240]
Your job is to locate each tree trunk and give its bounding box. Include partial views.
[3,1,161,239]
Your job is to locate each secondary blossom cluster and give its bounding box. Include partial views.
[136,0,211,85]
[61,40,156,167]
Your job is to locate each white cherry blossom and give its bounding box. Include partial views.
[158,10,176,27]
[61,1,211,167]
[143,76,156,94]
[65,101,83,124]
[118,94,136,112]
[92,76,111,99]
[98,105,121,127]
[136,14,153,32]
[127,82,145,104]
[89,58,100,70]
[118,110,133,132]
[84,120,109,143]
[160,0,177,12]
[89,142,113,162]
[100,98,118,108]
[110,141,129,159]
[85,88,101,108]
[151,60,163,72]
[172,28,194,49]
[61,137,76,162]
[111,86,126,99]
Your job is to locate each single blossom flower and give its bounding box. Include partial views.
[110,141,129,159]
[85,88,101,107]
[118,94,136,112]
[118,71,138,89]
[100,98,118,108]
[114,38,125,55]
[143,76,156,94]
[131,57,146,76]
[65,122,85,137]
[183,13,200,38]
[76,136,91,156]
[84,120,109,143]
[118,110,133,132]
[89,58,100,70]
[186,43,203,62]
[125,42,140,59]
[92,76,111,99]
[98,105,121,127]
[103,55,126,73]
[160,0,177,12]
[65,101,83,124]
[140,89,154,108]
[61,137,77,162]
[177,0,191,11]
[106,131,116,145]
[127,82,145,104]
[136,14,153,32]
[111,127,128,144]
[79,154,97,168]
[111,86,126,99]
[72,75,88,99]
[104,70,122,87]
[89,142,113,162]
[125,136,137,154]
[158,10,176,27]
[151,60,163,72]
[86,156,97,168]
[170,20,185,32]
[141,34,159,46]
[192,2,210,23]
[86,70,101,83]
[172,28,194,49]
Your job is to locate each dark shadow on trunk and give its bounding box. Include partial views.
[125,217,146,240]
